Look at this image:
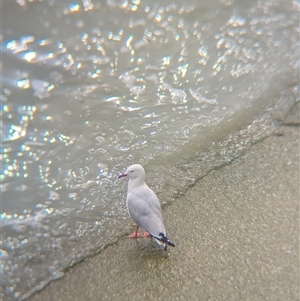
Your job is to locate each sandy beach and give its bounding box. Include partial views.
[29,111,299,301]
[2,1,299,300]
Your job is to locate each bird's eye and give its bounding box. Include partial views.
[130,170,134,173]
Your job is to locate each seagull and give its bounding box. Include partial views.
[118,164,175,251]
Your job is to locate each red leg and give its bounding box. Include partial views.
[143,231,151,237]
[128,225,141,238]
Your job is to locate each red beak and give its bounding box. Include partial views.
[118,173,127,179]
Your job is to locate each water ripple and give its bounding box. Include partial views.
[1,0,298,300]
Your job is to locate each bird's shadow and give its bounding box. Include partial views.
[124,237,169,260]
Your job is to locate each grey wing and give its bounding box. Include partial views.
[143,185,164,224]
[127,194,166,237]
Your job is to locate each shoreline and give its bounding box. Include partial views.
[29,113,299,300]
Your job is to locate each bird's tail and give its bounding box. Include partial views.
[153,232,175,251]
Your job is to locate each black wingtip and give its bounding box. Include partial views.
[159,232,175,248]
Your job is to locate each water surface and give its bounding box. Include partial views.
[1,0,298,300]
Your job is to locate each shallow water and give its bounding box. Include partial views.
[1,0,298,300]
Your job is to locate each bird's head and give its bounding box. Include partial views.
[118,164,145,180]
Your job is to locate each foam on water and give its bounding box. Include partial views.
[1,0,298,300]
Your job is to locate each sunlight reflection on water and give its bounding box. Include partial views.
[1,0,298,299]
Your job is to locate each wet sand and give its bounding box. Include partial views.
[29,120,299,301]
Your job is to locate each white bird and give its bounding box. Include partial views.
[118,164,175,251]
